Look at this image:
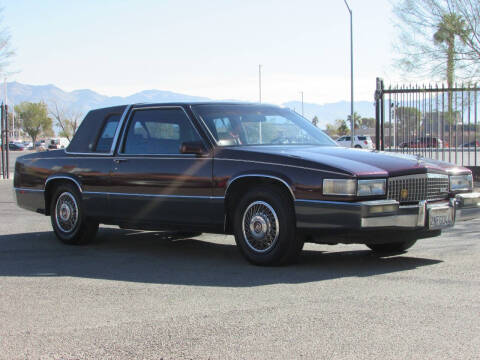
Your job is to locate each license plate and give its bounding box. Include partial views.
[428,206,454,230]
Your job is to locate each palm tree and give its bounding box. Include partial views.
[347,112,362,130]
[434,13,470,124]
[433,13,469,89]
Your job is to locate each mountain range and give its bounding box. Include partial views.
[1,82,374,129]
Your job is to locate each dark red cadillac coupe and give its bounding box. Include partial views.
[14,103,480,265]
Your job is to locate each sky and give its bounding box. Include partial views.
[2,0,400,105]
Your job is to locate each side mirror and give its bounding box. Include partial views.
[180,141,207,155]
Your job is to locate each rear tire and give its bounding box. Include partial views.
[232,185,303,266]
[354,145,362,149]
[50,183,99,245]
[366,239,417,254]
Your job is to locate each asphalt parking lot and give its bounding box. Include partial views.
[0,180,479,359]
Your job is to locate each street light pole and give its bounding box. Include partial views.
[344,0,354,148]
[259,64,262,103]
[301,91,304,117]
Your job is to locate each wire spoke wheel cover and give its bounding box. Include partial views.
[55,192,79,233]
[242,201,280,253]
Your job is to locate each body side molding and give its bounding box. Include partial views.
[45,175,83,193]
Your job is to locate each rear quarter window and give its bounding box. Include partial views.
[66,105,126,153]
[94,114,121,153]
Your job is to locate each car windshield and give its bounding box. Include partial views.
[191,104,337,146]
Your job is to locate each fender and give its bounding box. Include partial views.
[225,173,295,200]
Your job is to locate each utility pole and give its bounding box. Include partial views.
[258,64,262,103]
[258,64,263,143]
[301,91,304,117]
[344,0,354,148]
[12,103,15,141]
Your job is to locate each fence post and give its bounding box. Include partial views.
[380,79,385,150]
[5,104,9,178]
[375,78,384,150]
[1,103,4,178]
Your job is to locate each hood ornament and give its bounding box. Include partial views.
[416,154,423,165]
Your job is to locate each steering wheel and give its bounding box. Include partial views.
[271,135,293,144]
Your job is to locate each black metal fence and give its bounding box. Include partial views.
[1,103,10,179]
[375,78,480,176]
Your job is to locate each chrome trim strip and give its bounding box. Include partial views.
[226,174,296,200]
[36,157,214,160]
[83,191,224,200]
[65,105,132,156]
[113,154,204,158]
[14,187,45,193]
[295,199,361,206]
[45,176,83,193]
[216,158,348,176]
[361,214,420,228]
[110,104,132,154]
[359,199,398,206]
[63,151,113,156]
[389,173,448,181]
[117,106,207,156]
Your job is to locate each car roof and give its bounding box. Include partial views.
[92,101,279,112]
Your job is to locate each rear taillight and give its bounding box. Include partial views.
[364,141,368,145]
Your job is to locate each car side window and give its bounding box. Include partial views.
[338,137,344,141]
[122,108,201,154]
[95,114,121,153]
[210,117,235,145]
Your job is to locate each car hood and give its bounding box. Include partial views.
[217,145,467,177]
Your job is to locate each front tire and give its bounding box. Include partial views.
[233,185,303,266]
[366,239,417,254]
[50,183,99,245]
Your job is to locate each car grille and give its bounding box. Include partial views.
[387,173,449,203]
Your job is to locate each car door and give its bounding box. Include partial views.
[342,136,351,147]
[108,106,214,227]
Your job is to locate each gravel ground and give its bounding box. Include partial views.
[0,180,479,359]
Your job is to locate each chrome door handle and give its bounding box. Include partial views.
[113,158,128,164]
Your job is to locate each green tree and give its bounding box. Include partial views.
[360,117,376,129]
[335,119,351,136]
[433,13,470,88]
[395,106,422,137]
[347,112,362,130]
[311,116,319,127]
[49,101,82,141]
[433,12,470,122]
[393,1,473,83]
[15,102,53,146]
[325,123,337,136]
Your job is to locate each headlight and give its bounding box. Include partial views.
[323,179,356,196]
[357,179,386,196]
[450,174,473,191]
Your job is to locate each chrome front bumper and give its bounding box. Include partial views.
[455,192,480,221]
[361,192,480,229]
[295,192,480,231]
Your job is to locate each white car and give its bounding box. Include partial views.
[336,135,374,149]
[22,141,34,150]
